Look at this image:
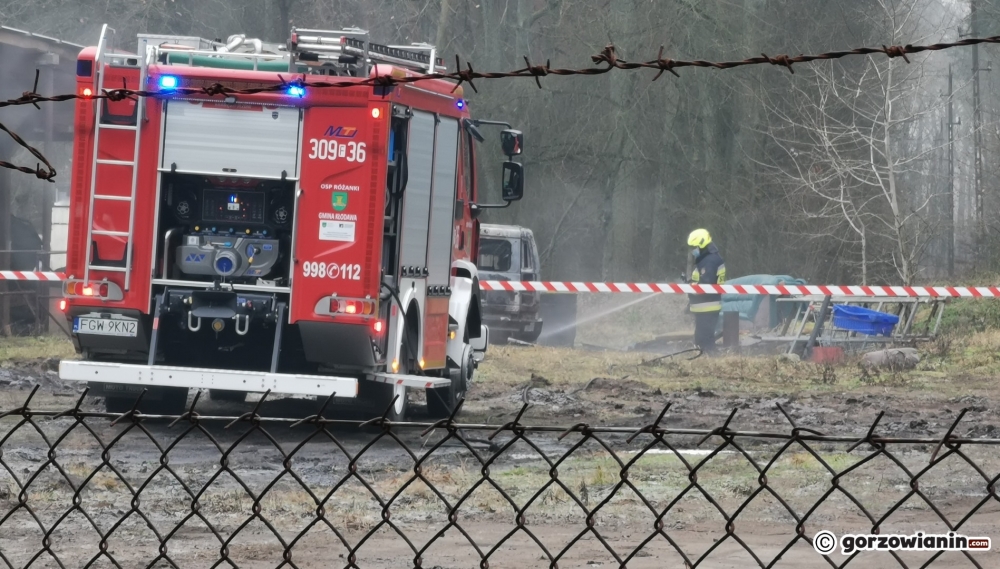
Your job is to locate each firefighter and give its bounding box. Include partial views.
[686,229,726,354]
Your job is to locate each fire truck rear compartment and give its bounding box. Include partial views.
[144,169,387,377]
[157,173,295,285]
[145,171,347,372]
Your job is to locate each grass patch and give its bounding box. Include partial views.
[476,331,1000,402]
[0,335,76,362]
[938,298,1000,335]
[478,344,904,395]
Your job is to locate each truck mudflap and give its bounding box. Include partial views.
[59,360,358,398]
[369,373,451,390]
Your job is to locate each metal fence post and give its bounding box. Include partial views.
[722,310,740,352]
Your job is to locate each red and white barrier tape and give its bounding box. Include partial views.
[0,271,992,298]
[0,271,65,281]
[479,280,1000,298]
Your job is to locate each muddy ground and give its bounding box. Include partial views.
[2,345,1000,568]
[6,344,1000,439]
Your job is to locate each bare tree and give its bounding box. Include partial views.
[751,0,957,285]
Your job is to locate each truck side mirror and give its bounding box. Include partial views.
[501,129,523,157]
[501,162,524,201]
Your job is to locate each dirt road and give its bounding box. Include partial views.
[2,350,1000,568]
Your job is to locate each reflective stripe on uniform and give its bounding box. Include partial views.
[717,264,726,284]
[690,301,721,312]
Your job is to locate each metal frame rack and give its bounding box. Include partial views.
[753,295,946,356]
[288,27,447,75]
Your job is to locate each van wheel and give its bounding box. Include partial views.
[427,344,473,419]
[105,386,189,416]
[515,321,543,344]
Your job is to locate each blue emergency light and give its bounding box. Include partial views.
[159,75,179,89]
[287,85,305,97]
[456,99,465,110]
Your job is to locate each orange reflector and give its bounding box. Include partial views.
[391,359,399,373]
[419,358,425,370]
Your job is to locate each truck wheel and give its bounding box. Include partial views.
[104,386,189,416]
[388,375,409,421]
[427,344,473,419]
[361,328,412,421]
[359,380,408,421]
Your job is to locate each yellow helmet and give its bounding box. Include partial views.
[687,228,712,249]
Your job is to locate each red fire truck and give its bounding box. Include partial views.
[57,25,526,419]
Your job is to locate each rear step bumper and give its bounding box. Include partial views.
[370,373,452,389]
[59,360,359,398]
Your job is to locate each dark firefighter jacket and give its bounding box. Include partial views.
[688,242,726,312]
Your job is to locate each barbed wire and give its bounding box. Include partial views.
[0,127,55,181]
[4,34,1000,181]
[0,385,997,568]
[0,70,57,181]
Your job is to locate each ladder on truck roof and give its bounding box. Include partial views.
[289,27,447,76]
[83,24,145,290]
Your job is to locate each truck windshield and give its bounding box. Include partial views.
[478,238,514,272]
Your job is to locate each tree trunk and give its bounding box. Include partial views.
[436,0,451,52]
[879,59,910,284]
[276,0,294,43]
[600,0,646,281]
[861,230,867,286]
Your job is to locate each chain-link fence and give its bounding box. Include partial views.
[0,388,997,568]
[0,279,63,337]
